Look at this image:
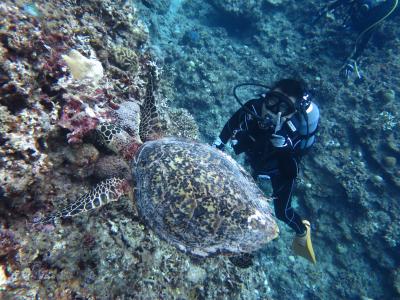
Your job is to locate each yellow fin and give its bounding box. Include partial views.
[292,220,316,264]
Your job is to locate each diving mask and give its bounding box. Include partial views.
[232,82,311,132]
[261,91,296,117]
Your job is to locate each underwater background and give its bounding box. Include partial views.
[0,0,399,299]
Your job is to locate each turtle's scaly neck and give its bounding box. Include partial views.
[96,123,143,161]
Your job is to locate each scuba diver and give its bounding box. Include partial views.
[213,79,319,264]
[313,0,399,79]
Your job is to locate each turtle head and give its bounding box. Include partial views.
[96,123,143,160]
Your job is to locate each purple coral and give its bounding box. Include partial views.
[0,229,19,258]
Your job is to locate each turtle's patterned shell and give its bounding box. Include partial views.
[133,138,278,257]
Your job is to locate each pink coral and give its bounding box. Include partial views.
[58,98,100,144]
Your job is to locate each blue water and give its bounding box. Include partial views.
[137,0,400,299]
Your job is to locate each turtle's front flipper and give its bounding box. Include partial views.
[34,178,132,224]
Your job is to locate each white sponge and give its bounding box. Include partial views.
[62,50,104,83]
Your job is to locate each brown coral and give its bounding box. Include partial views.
[166,107,200,140]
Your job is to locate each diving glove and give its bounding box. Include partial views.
[340,59,362,80]
[270,112,287,148]
[270,134,286,148]
[212,137,225,150]
[292,220,316,264]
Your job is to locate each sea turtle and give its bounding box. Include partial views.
[35,94,279,258]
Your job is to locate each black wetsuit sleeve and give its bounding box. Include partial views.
[219,108,245,144]
[218,99,259,144]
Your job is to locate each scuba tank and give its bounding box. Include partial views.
[294,102,320,150]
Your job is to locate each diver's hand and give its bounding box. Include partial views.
[273,112,283,133]
[340,60,355,79]
[340,59,362,80]
[270,134,286,147]
[270,112,287,148]
[212,137,225,150]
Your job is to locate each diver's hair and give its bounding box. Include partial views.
[272,79,307,100]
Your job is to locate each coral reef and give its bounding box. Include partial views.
[1,0,203,298]
[165,107,200,140]
[207,0,286,21]
[141,0,172,14]
[93,155,131,181]
[111,45,139,73]
[0,229,20,258]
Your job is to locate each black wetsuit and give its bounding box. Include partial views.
[325,0,399,61]
[218,98,313,235]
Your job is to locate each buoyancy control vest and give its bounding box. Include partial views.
[230,82,319,155]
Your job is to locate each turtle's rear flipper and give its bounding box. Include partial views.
[228,253,255,269]
[33,178,131,224]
